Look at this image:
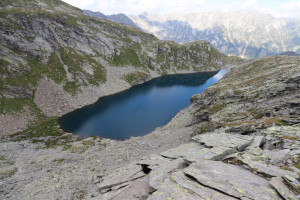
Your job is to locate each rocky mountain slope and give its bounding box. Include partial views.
[1,0,299,199]
[1,56,299,199]
[83,10,140,29]
[130,11,300,59]
[0,0,237,135]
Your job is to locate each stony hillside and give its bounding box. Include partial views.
[190,55,300,134]
[130,11,300,59]
[1,56,299,199]
[1,1,299,199]
[0,0,237,135]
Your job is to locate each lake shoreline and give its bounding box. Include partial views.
[58,70,222,140]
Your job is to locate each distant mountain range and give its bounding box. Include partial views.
[129,11,300,59]
[278,51,300,56]
[83,10,140,30]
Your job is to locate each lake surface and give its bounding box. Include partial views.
[58,69,226,140]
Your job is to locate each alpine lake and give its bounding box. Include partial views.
[58,70,226,140]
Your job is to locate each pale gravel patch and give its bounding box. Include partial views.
[0,108,35,136]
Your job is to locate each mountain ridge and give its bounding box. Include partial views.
[130,10,300,58]
[82,9,140,30]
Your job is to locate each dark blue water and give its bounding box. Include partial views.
[58,69,226,140]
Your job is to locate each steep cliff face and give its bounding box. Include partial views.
[0,0,237,135]
[130,11,300,59]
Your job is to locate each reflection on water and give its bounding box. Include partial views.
[58,69,226,140]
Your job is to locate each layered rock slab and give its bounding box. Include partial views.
[161,132,254,162]
[183,160,279,200]
[270,177,297,200]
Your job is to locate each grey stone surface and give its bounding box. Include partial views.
[242,158,299,179]
[283,175,300,194]
[184,160,280,200]
[171,171,236,200]
[270,177,296,200]
[147,178,201,200]
[97,164,145,191]
[192,132,253,151]
[249,136,265,148]
[160,143,204,159]
[99,176,154,200]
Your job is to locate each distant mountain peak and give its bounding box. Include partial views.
[83,10,140,29]
[130,10,300,58]
[278,51,300,56]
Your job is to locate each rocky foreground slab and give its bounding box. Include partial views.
[91,125,300,200]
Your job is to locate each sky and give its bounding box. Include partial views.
[62,0,300,18]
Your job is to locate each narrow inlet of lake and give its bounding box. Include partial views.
[58,69,226,140]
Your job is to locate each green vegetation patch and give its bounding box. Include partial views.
[10,117,64,139]
[46,52,66,84]
[296,154,300,170]
[59,47,106,94]
[122,72,149,85]
[0,97,46,121]
[9,117,80,148]
[110,44,143,67]
[208,102,226,113]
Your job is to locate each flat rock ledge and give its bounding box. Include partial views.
[92,126,300,200]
